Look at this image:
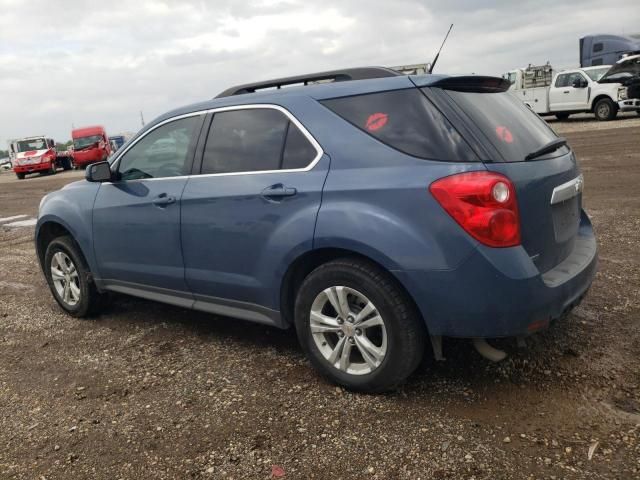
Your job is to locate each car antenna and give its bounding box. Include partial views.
[428,23,453,74]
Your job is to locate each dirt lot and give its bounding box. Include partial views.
[1,117,639,479]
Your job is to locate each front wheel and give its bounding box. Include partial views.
[594,98,618,121]
[44,236,103,317]
[294,258,425,392]
[555,113,570,120]
[16,172,25,180]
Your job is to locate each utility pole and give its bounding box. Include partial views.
[140,111,145,127]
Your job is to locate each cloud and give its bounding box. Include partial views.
[0,0,639,147]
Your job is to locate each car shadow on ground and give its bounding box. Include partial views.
[93,292,585,395]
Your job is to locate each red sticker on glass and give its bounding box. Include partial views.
[495,125,513,143]
[365,112,389,131]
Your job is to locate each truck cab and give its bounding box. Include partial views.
[72,126,111,168]
[11,136,57,179]
[580,34,640,67]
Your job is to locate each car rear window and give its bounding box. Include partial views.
[321,89,478,162]
[442,90,565,162]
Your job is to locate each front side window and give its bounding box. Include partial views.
[117,116,200,180]
[321,89,477,162]
[202,108,317,174]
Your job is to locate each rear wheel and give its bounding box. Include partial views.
[555,113,570,120]
[16,172,25,180]
[594,98,618,121]
[44,235,103,317]
[62,157,72,171]
[294,258,425,392]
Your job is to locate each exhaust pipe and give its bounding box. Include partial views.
[473,338,507,362]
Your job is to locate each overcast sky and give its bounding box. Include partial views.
[1,0,639,148]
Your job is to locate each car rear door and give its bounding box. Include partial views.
[92,114,205,301]
[438,88,584,274]
[180,105,328,323]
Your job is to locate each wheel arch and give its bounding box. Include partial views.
[590,94,615,111]
[36,219,92,278]
[279,247,425,331]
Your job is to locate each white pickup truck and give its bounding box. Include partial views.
[504,56,640,121]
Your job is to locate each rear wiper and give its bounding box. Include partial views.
[525,137,568,161]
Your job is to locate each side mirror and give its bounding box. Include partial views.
[572,78,587,88]
[86,161,112,182]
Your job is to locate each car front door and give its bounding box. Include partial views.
[180,106,328,324]
[92,114,205,303]
[550,72,590,111]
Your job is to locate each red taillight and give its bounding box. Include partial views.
[429,171,521,248]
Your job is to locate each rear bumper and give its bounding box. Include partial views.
[396,210,597,338]
[13,162,50,174]
[618,98,640,111]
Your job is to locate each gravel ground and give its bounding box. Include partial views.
[0,119,639,479]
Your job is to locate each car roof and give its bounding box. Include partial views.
[72,126,105,137]
[150,73,452,127]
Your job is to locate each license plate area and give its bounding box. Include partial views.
[552,195,580,243]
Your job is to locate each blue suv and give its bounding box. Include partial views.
[36,68,597,392]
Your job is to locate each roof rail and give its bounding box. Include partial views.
[215,67,402,98]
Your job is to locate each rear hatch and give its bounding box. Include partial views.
[422,78,582,273]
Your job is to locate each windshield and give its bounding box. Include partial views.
[584,67,610,81]
[444,90,566,162]
[17,138,46,152]
[74,135,103,150]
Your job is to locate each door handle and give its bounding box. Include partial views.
[563,91,570,94]
[152,193,176,207]
[261,184,297,200]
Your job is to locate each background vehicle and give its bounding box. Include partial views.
[72,126,111,168]
[36,68,597,392]
[0,157,12,171]
[504,60,639,120]
[10,136,73,179]
[108,135,126,153]
[580,34,640,67]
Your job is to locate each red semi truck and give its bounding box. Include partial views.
[72,125,111,168]
[10,136,73,180]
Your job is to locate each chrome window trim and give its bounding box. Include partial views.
[550,174,584,205]
[108,104,324,183]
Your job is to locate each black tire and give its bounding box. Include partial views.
[594,98,618,121]
[62,157,72,171]
[48,162,57,175]
[44,235,103,317]
[294,258,425,392]
[16,172,25,180]
[555,113,570,121]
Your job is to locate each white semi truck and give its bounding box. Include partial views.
[503,55,640,121]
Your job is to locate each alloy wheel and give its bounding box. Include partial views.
[310,286,387,375]
[50,251,81,306]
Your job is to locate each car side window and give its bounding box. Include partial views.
[282,122,317,170]
[202,109,288,174]
[555,74,569,88]
[117,116,200,180]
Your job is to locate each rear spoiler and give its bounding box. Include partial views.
[420,75,511,93]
